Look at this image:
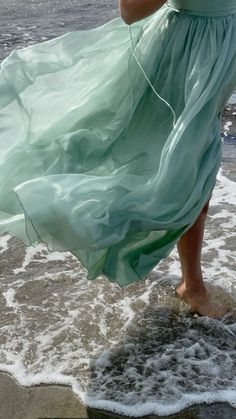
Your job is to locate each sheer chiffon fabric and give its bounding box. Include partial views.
[0,1,235,285]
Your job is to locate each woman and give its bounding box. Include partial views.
[0,0,235,317]
[119,0,229,316]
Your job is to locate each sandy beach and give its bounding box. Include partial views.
[0,372,236,419]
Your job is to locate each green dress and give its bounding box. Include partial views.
[0,0,235,286]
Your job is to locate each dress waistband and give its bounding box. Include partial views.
[166,0,236,17]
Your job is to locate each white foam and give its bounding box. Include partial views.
[2,288,18,310]
[224,121,233,137]
[0,234,11,254]
[13,244,70,274]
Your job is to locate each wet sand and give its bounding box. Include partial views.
[0,372,236,419]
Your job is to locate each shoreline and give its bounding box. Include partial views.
[0,372,235,419]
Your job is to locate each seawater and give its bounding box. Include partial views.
[0,1,236,417]
[0,0,118,61]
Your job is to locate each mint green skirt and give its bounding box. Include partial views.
[0,1,236,286]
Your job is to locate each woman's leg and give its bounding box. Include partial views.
[176,198,226,317]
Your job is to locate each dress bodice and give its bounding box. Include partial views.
[166,0,236,16]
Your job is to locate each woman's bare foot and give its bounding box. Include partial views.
[175,197,231,318]
[176,280,228,318]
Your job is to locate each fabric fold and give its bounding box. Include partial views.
[0,4,235,286]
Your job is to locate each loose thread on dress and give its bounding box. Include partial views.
[128,19,177,128]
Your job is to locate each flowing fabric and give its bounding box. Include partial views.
[0,1,236,286]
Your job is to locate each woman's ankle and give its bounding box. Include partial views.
[178,276,207,295]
